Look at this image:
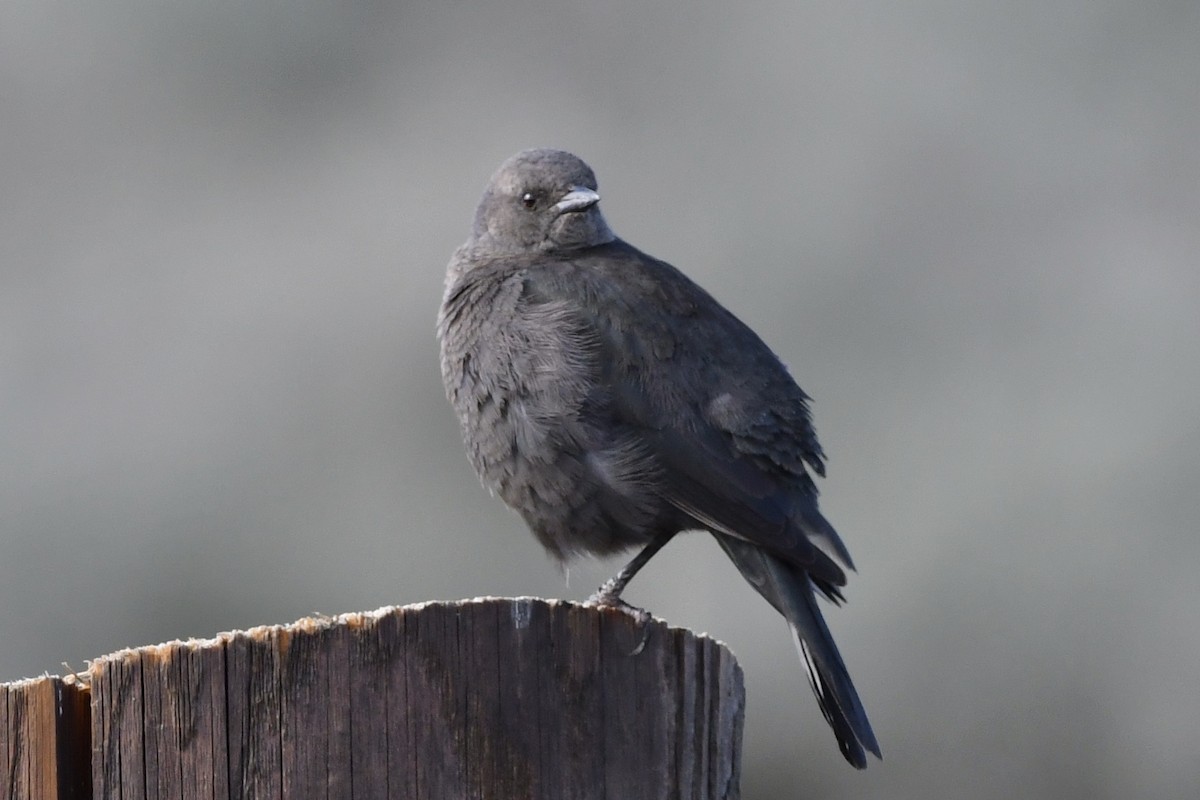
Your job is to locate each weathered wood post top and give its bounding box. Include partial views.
[3,597,745,800]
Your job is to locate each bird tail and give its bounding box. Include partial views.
[714,534,881,768]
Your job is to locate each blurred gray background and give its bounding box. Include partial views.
[3,2,1197,797]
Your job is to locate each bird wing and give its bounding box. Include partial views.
[526,242,854,586]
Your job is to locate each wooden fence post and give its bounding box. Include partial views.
[0,675,91,800]
[5,597,744,799]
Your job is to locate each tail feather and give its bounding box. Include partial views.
[715,534,881,768]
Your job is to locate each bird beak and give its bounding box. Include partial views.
[553,187,600,214]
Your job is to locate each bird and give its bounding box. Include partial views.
[438,148,880,768]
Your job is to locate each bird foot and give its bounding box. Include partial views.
[585,586,654,655]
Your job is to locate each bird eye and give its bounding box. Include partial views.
[520,192,537,209]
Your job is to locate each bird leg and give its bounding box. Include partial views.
[587,530,676,606]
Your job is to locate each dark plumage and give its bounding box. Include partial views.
[438,148,881,767]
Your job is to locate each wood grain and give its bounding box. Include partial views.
[1,675,90,800]
[11,598,743,799]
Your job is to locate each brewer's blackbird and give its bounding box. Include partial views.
[438,148,881,768]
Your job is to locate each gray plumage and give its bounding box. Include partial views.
[438,148,880,768]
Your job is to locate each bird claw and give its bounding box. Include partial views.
[585,588,654,655]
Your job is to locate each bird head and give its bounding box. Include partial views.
[471,149,615,253]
